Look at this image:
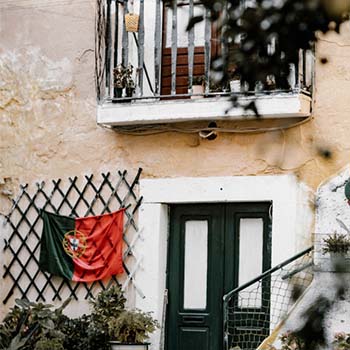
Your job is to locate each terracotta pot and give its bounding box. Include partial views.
[191,85,204,99]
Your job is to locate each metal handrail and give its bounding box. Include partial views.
[223,246,314,350]
[104,87,309,103]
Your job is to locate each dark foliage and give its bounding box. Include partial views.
[58,314,109,350]
[0,295,115,350]
[165,0,349,90]
[294,296,331,350]
[0,299,69,350]
[283,280,347,350]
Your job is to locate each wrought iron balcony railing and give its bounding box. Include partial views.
[95,0,313,105]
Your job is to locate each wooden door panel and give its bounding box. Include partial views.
[161,52,205,66]
[161,64,205,78]
[161,47,205,96]
[167,204,225,350]
[179,327,209,350]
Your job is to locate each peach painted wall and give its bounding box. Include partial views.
[1,0,350,320]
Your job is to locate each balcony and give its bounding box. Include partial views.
[95,0,313,129]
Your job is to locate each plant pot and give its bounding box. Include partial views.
[125,87,135,98]
[229,79,241,93]
[125,13,139,32]
[191,85,204,99]
[109,342,149,350]
[115,87,124,98]
[330,252,350,272]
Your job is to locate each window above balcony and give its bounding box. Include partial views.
[95,0,313,128]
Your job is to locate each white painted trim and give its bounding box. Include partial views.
[97,93,311,126]
[135,175,313,350]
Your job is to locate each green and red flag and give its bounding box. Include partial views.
[39,209,125,282]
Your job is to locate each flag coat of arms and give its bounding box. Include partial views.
[39,209,125,282]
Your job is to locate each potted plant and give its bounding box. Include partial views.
[108,309,159,350]
[209,80,224,93]
[125,64,135,98]
[322,233,350,271]
[114,64,126,98]
[89,285,158,350]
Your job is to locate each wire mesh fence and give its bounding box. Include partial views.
[224,247,314,350]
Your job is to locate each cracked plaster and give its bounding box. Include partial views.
[2,0,350,331]
[1,8,350,216]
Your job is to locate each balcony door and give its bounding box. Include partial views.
[166,203,271,350]
[161,2,220,96]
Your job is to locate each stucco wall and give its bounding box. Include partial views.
[1,2,350,205]
[1,0,350,325]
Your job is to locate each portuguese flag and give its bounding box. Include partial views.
[39,209,125,282]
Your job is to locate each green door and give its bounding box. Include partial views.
[166,203,271,350]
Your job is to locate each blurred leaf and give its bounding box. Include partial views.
[186,15,204,31]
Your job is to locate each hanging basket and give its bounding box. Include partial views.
[125,13,139,32]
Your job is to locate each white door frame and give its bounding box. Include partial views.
[134,175,313,350]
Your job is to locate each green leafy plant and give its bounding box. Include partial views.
[322,233,350,254]
[0,298,70,350]
[0,319,36,350]
[89,285,158,345]
[34,336,65,350]
[333,332,350,350]
[210,81,224,92]
[59,314,110,350]
[107,309,159,344]
[90,285,126,329]
[0,286,157,349]
[192,75,206,86]
[0,305,24,349]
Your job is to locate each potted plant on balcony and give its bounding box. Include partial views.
[125,64,135,98]
[322,233,350,271]
[108,309,159,350]
[114,64,126,98]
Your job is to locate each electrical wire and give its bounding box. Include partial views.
[110,115,312,136]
